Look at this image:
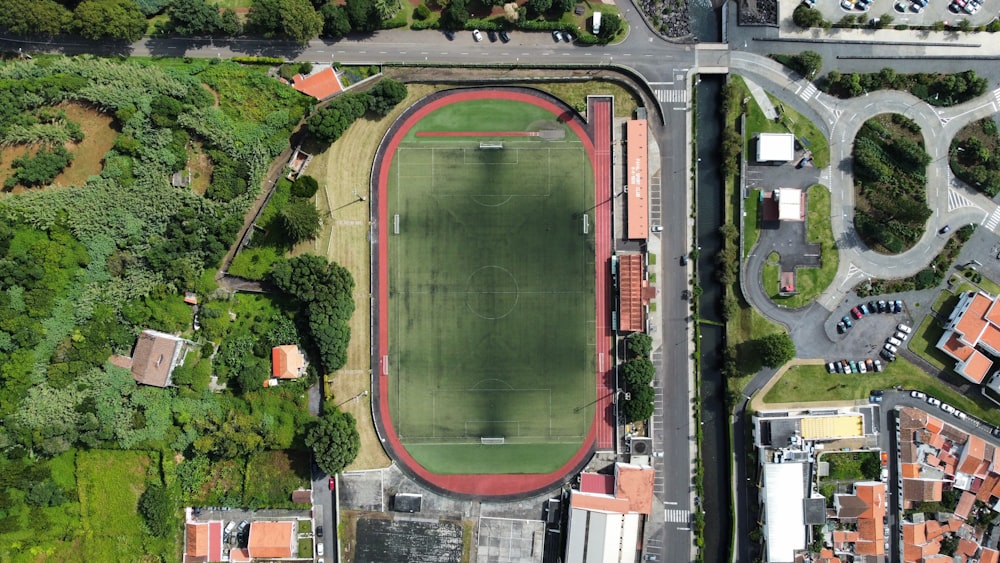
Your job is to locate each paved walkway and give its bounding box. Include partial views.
[742,77,778,121]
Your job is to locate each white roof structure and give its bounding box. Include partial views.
[757,133,795,162]
[763,462,807,563]
[775,188,803,222]
[566,508,639,563]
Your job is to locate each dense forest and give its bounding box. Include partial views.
[0,55,359,561]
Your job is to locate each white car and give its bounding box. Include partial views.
[897,323,912,334]
[317,542,324,556]
[940,403,956,414]
[472,29,483,42]
[894,331,909,342]
[859,360,868,373]
[887,337,902,347]
[884,343,898,354]
[954,410,968,420]
[874,359,883,372]
[927,397,941,407]
[910,390,926,400]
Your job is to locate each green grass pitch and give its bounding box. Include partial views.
[387,98,596,474]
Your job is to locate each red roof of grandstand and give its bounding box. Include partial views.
[292,67,343,100]
[580,473,615,495]
[626,120,648,240]
[618,254,645,332]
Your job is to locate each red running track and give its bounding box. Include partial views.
[376,89,609,496]
[590,99,614,451]
[415,131,537,137]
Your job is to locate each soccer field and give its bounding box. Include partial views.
[385,97,596,474]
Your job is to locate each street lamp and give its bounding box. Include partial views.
[353,189,366,202]
[335,390,369,409]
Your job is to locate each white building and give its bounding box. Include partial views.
[756,133,795,163]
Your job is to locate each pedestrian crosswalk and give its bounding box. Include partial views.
[993,87,1000,106]
[948,188,975,212]
[985,207,1000,232]
[654,89,688,104]
[665,509,690,523]
[798,82,818,102]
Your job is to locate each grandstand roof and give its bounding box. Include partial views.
[626,120,648,240]
[618,254,645,332]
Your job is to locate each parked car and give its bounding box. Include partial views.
[866,359,875,372]
[317,542,324,556]
[940,403,956,414]
[884,343,898,354]
[894,331,909,342]
[869,394,883,403]
[472,29,483,42]
[850,360,859,373]
[851,307,863,319]
[859,360,868,373]
[827,362,836,373]
[487,30,497,42]
[680,254,688,266]
[329,477,336,491]
[868,301,878,313]
[237,520,250,535]
[563,32,574,42]
[317,526,324,538]
[552,30,563,42]
[444,30,455,40]
[939,224,951,234]
[837,322,846,334]
[954,409,968,420]
[499,30,510,42]
[887,337,902,347]
[992,427,1000,438]
[841,360,850,372]
[652,225,663,232]
[877,300,887,313]
[860,304,871,315]
[841,0,854,8]
[927,396,941,407]
[897,323,912,334]
[842,316,853,328]
[874,359,883,372]
[893,300,902,313]
[911,390,927,399]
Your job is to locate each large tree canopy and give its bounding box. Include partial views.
[306,408,360,475]
[367,78,408,116]
[756,332,796,368]
[622,384,654,423]
[0,0,71,36]
[345,0,380,32]
[248,0,323,44]
[72,0,147,41]
[320,3,351,39]
[279,198,322,244]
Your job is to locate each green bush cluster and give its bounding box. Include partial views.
[621,333,655,423]
[822,68,988,107]
[950,118,1000,197]
[307,78,407,144]
[4,145,74,189]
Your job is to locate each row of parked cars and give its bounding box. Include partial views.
[468,29,512,43]
[828,358,884,374]
[950,0,982,13]
[838,299,905,334]
[881,323,913,361]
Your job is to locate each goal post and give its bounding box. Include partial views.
[481,437,505,445]
[479,141,503,150]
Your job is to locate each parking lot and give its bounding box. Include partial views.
[807,0,995,27]
[827,299,915,371]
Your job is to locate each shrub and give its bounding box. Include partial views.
[413,3,430,19]
[291,175,319,198]
[5,145,74,189]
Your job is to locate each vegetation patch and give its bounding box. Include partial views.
[821,451,881,482]
[950,118,1000,197]
[822,68,988,107]
[244,450,311,509]
[852,113,932,254]
[766,186,838,307]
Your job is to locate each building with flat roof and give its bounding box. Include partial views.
[565,463,654,563]
[762,462,808,562]
[756,133,795,163]
[937,291,1000,384]
[625,120,648,240]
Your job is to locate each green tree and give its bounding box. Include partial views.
[72,0,147,41]
[860,453,881,480]
[792,3,824,27]
[439,0,468,30]
[167,0,223,36]
[366,78,407,116]
[291,175,320,198]
[598,13,621,40]
[795,51,822,79]
[307,408,360,474]
[413,3,430,19]
[5,146,74,189]
[279,198,322,243]
[321,3,351,38]
[527,0,551,14]
[622,384,654,423]
[0,0,71,36]
[625,332,652,358]
[622,357,655,389]
[306,92,370,143]
[345,0,380,32]
[755,332,796,368]
[137,483,175,537]
[249,0,322,44]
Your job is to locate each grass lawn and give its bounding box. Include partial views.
[385,95,595,473]
[763,257,779,297]
[744,189,761,258]
[77,450,179,562]
[909,315,953,373]
[213,0,251,11]
[765,185,838,307]
[556,2,627,43]
[531,81,638,117]
[763,358,1000,426]
[821,451,878,481]
[298,537,313,558]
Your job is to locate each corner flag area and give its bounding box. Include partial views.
[372,88,614,497]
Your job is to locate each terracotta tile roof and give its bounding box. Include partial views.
[570,491,631,513]
[926,519,946,540]
[922,539,942,557]
[930,434,946,450]
[110,354,133,370]
[942,332,976,361]
[229,548,250,562]
[292,67,343,100]
[271,345,305,379]
[186,523,208,559]
[903,522,926,545]
[994,447,1000,471]
[950,517,965,532]
[247,521,294,559]
[940,452,958,468]
[130,330,184,387]
[955,292,993,343]
[618,254,646,331]
[958,537,979,557]
[615,463,654,515]
[956,491,976,520]
[903,479,943,502]
[960,435,987,474]
[963,350,994,383]
[899,407,927,431]
[833,530,859,544]
[982,323,1000,352]
[927,453,942,467]
[992,475,1000,498]
[904,542,922,562]
[926,415,945,435]
[981,547,1000,563]
[978,459,992,479]
[901,439,918,463]
[902,463,920,478]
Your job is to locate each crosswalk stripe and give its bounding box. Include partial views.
[993,87,1000,106]
[799,83,818,102]
[948,188,974,212]
[665,509,690,523]
[985,207,1000,231]
[654,89,688,104]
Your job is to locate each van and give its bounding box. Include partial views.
[592,11,602,34]
[317,543,324,556]
[224,521,236,535]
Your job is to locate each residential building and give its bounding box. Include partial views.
[271,345,307,380]
[247,521,296,559]
[111,329,192,388]
[936,290,1000,385]
[564,462,654,563]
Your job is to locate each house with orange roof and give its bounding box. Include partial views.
[183,520,222,563]
[937,291,1000,384]
[955,491,976,520]
[246,521,295,559]
[831,482,885,558]
[291,66,343,101]
[271,345,306,380]
[958,537,980,558]
[958,435,987,477]
[981,547,1000,563]
[566,462,654,563]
